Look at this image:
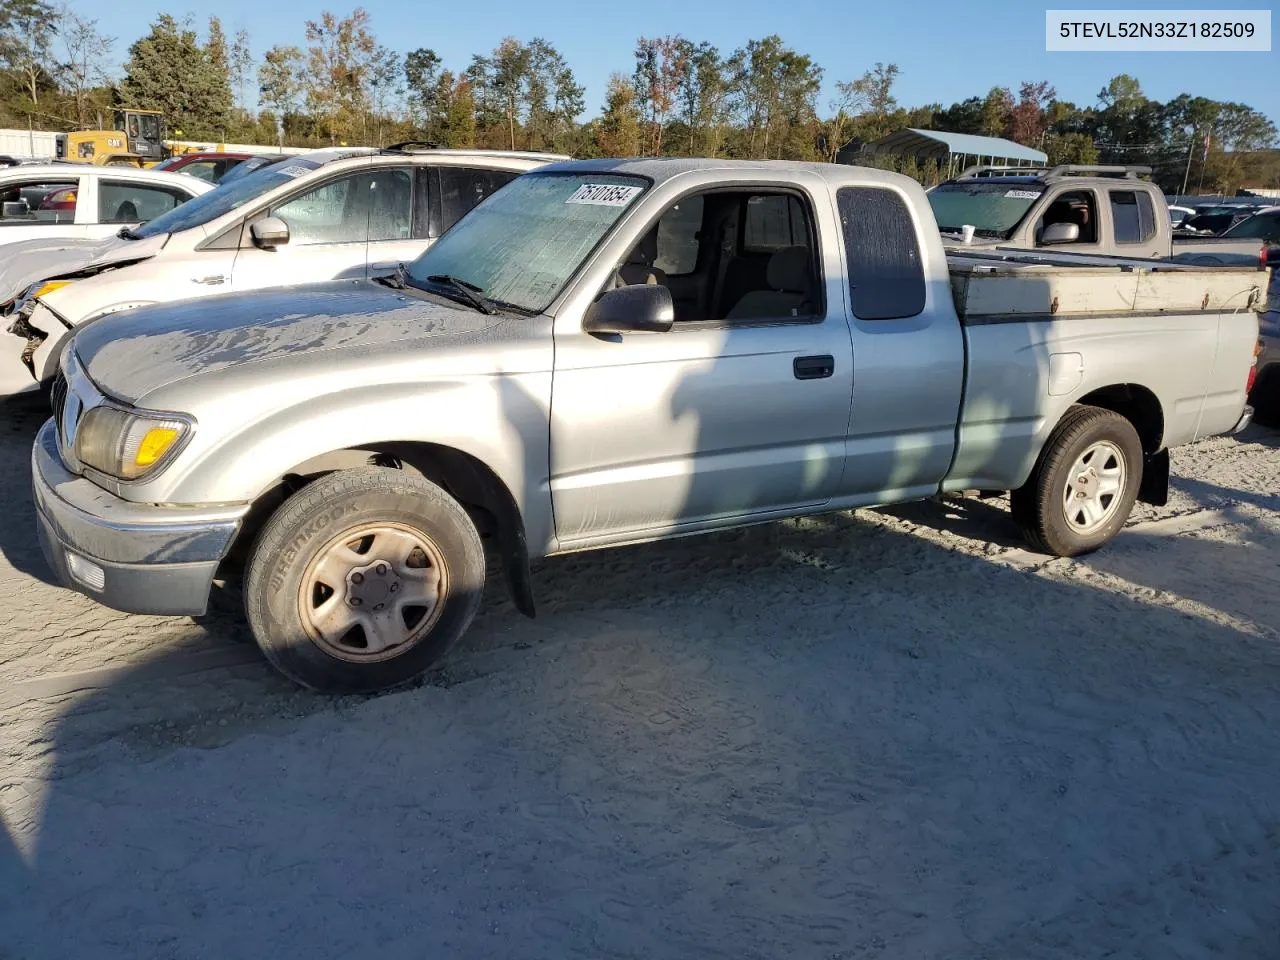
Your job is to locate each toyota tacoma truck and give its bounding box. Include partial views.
[929,164,1274,268]
[32,158,1263,693]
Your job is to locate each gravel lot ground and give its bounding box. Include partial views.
[1,394,1278,960]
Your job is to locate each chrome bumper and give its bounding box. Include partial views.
[32,419,249,616]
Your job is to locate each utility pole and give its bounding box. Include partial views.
[1179,131,1195,197]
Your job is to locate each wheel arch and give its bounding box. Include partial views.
[224,441,536,618]
[1066,384,1168,506]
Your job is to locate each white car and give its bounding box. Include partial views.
[0,164,212,247]
[1,147,563,397]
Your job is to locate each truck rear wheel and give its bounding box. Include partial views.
[244,467,485,693]
[1010,405,1143,557]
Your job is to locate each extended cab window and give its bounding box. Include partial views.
[437,167,519,234]
[836,186,925,321]
[1110,190,1156,244]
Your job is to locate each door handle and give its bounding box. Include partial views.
[793,355,834,380]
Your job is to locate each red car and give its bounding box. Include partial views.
[152,152,253,184]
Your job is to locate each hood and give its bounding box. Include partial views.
[0,233,166,304]
[74,279,503,404]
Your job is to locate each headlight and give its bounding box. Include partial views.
[12,279,73,317]
[75,403,192,480]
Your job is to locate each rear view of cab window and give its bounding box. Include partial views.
[836,187,926,320]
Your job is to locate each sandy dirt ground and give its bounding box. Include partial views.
[0,393,1277,960]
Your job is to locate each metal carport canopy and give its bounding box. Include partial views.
[864,128,1047,164]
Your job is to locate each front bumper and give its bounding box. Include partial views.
[32,419,249,616]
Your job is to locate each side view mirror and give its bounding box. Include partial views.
[250,215,290,249]
[2,199,30,218]
[1040,222,1080,245]
[583,284,674,335]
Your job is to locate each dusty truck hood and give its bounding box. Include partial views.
[74,279,504,404]
[0,234,166,304]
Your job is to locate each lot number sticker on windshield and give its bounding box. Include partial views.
[566,184,643,206]
[1004,189,1041,199]
[278,165,311,179]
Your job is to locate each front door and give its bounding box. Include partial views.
[230,169,389,292]
[550,187,854,546]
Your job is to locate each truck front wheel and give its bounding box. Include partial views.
[244,467,485,693]
[1011,405,1143,557]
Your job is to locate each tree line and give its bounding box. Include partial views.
[1,2,1276,193]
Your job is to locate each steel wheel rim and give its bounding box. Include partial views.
[1062,440,1126,535]
[298,521,449,663]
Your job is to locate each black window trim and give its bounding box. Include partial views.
[432,164,522,239]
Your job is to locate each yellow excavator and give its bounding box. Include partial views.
[55,109,174,167]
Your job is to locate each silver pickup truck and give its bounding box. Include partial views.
[929,164,1273,267]
[32,158,1263,693]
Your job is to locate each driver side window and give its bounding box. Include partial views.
[1037,189,1098,245]
[271,173,375,246]
[613,190,821,324]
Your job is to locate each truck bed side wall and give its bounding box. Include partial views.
[945,310,1238,493]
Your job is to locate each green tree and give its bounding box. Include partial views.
[633,35,688,155]
[441,77,475,147]
[404,47,443,138]
[0,0,58,118]
[978,86,1013,138]
[594,72,641,157]
[257,44,304,145]
[303,8,376,144]
[120,14,233,138]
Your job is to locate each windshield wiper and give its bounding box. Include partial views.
[116,226,141,240]
[426,274,495,315]
[371,262,408,290]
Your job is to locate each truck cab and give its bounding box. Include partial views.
[930,164,1271,268]
[929,164,1171,259]
[55,110,167,167]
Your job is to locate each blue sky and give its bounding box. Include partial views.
[73,0,1278,126]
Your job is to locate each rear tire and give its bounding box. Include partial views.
[244,467,485,693]
[1011,405,1143,557]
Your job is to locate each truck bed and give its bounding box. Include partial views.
[947,249,1265,321]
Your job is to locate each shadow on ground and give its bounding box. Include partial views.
[3,506,1279,960]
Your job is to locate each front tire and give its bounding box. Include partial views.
[1011,405,1143,557]
[244,467,485,693]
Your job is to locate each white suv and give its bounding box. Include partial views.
[1,146,563,397]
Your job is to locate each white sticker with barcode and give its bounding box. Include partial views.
[1004,189,1041,199]
[565,183,643,206]
[277,165,311,178]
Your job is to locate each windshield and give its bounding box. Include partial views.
[928,181,1044,238]
[1221,212,1279,241]
[129,156,325,239]
[404,173,648,314]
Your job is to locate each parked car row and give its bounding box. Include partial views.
[14,151,1267,695]
[0,145,563,396]
[0,163,212,246]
